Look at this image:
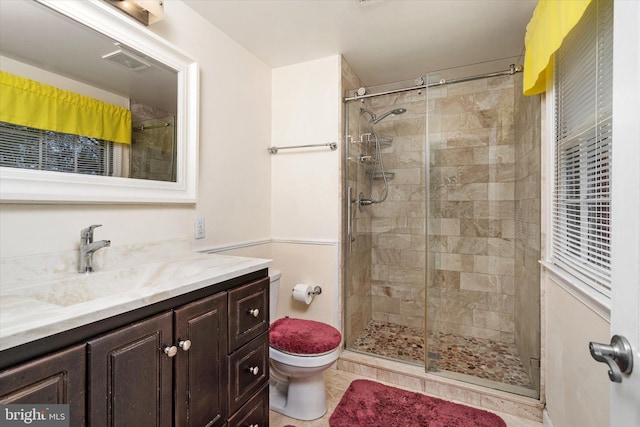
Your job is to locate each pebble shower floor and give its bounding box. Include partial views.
[351,320,533,389]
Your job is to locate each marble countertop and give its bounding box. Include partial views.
[0,251,271,351]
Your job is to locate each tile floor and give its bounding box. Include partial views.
[351,320,533,389]
[268,368,543,427]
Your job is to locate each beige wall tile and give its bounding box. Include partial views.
[460,272,500,293]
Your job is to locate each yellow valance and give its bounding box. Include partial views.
[0,71,131,144]
[523,0,592,95]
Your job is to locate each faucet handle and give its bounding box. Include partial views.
[81,224,102,241]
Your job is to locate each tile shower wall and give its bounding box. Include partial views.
[367,90,427,329]
[428,75,518,343]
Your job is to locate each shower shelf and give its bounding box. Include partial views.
[360,135,393,148]
[367,171,395,180]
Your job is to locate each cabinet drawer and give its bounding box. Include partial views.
[227,383,268,427]
[228,277,269,352]
[228,332,269,415]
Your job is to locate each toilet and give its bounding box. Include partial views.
[268,270,342,421]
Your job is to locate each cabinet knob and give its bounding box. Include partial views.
[178,339,192,351]
[248,424,259,427]
[248,366,260,376]
[163,345,178,358]
[248,308,260,318]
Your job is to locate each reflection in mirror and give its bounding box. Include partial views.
[0,1,177,182]
[0,0,198,203]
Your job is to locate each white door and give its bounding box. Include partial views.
[609,1,640,424]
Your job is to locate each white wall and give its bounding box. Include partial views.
[0,1,272,258]
[270,55,342,327]
[544,277,610,427]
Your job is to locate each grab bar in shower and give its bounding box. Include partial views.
[267,142,338,154]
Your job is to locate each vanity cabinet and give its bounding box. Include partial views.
[88,292,229,427]
[0,344,86,426]
[0,269,269,427]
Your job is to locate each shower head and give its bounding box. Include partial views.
[372,108,407,124]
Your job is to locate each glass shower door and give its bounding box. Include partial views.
[344,87,428,365]
[425,62,541,398]
[344,99,374,352]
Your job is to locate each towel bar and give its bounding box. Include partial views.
[267,142,338,154]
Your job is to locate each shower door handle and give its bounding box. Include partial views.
[589,335,634,383]
[347,187,356,252]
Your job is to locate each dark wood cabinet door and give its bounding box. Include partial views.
[87,312,173,427]
[174,292,228,427]
[228,277,269,352]
[0,344,86,426]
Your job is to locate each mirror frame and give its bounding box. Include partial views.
[0,0,199,204]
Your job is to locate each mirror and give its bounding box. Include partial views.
[0,0,198,203]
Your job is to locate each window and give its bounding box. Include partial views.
[0,122,115,176]
[552,0,613,297]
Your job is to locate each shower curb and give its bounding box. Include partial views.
[337,350,543,422]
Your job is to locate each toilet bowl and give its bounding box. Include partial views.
[268,270,342,421]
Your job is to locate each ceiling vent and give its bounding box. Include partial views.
[102,49,151,72]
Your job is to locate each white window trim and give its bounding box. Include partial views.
[542,66,612,321]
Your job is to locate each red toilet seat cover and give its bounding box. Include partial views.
[270,318,342,355]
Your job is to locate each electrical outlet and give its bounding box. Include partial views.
[195,216,205,239]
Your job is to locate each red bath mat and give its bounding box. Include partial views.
[329,379,506,427]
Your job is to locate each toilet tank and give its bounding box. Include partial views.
[269,269,281,324]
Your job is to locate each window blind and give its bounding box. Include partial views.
[0,122,114,176]
[552,0,613,296]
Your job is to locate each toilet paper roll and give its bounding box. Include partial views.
[292,284,314,305]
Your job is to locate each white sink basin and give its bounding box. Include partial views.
[18,267,152,307]
[9,260,211,307]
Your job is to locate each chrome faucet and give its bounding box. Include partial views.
[79,224,111,273]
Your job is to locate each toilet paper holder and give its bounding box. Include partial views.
[293,285,322,296]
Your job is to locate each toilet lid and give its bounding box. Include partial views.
[270,318,342,355]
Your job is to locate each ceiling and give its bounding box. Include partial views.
[184,0,538,87]
[0,1,538,110]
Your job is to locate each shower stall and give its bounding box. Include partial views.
[343,60,541,398]
[130,116,176,182]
